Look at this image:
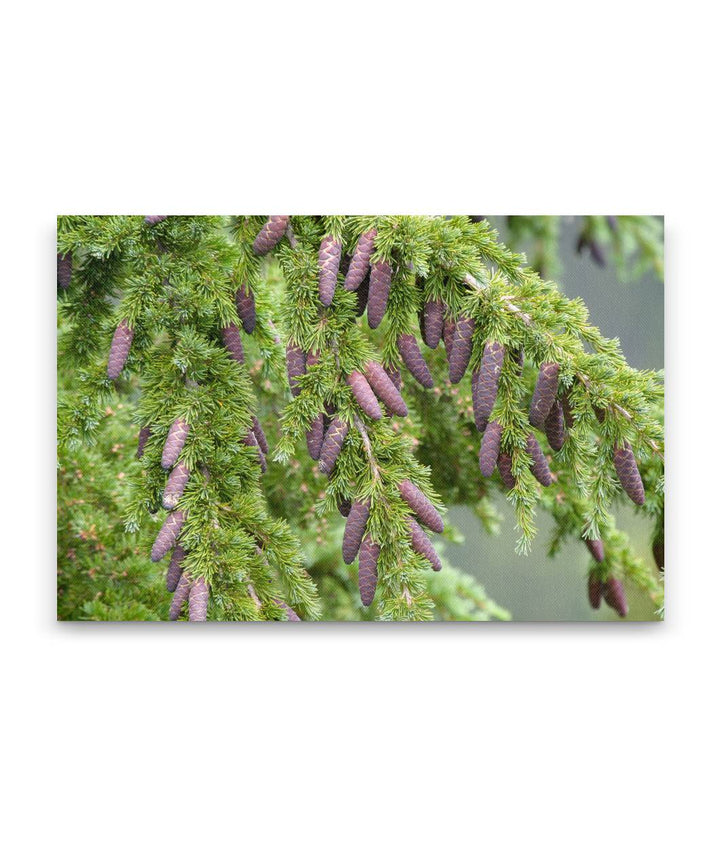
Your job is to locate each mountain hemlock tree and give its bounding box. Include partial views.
[57,215,664,622]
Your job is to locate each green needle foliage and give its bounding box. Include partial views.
[57,215,664,621]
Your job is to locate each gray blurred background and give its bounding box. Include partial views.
[445,217,664,621]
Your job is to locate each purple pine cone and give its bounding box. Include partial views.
[151,509,186,562]
[355,271,370,316]
[384,363,402,390]
[397,334,433,388]
[306,413,325,460]
[235,283,256,334]
[188,577,209,622]
[364,361,408,417]
[222,323,245,364]
[588,576,603,610]
[286,341,306,397]
[347,370,383,421]
[166,545,185,593]
[448,315,476,384]
[479,420,502,477]
[613,442,645,505]
[367,259,392,328]
[144,216,167,225]
[584,538,605,563]
[526,433,552,487]
[423,300,444,350]
[603,576,628,617]
[136,425,151,459]
[497,452,516,489]
[169,573,191,620]
[252,415,269,454]
[253,216,289,255]
[344,229,377,291]
[318,417,348,475]
[57,252,72,289]
[529,362,560,428]
[318,234,342,306]
[398,479,443,533]
[161,418,190,470]
[342,501,370,565]
[337,496,352,517]
[472,341,505,430]
[358,536,380,607]
[443,317,456,361]
[408,518,442,572]
[163,462,190,509]
[544,399,565,451]
[107,319,134,380]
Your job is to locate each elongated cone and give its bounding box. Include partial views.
[443,317,456,361]
[136,425,151,459]
[603,576,628,617]
[253,216,289,255]
[163,462,190,509]
[384,363,402,390]
[169,573,191,620]
[252,415,269,454]
[166,544,185,593]
[273,598,301,621]
[355,271,370,316]
[584,538,605,563]
[588,576,603,609]
[337,496,352,517]
[188,577,209,622]
[144,215,167,225]
[162,418,190,470]
[423,300,444,349]
[526,433,552,486]
[561,393,575,428]
[511,348,525,370]
[107,320,134,379]
[318,235,342,306]
[318,417,348,475]
[342,501,370,564]
[235,283,256,334]
[222,323,245,364]
[364,361,407,417]
[408,518,442,572]
[358,537,380,606]
[398,479,443,533]
[57,252,72,289]
[244,431,267,473]
[652,530,664,572]
[151,509,186,562]
[397,334,433,388]
[497,452,516,489]
[479,420,502,477]
[347,370,382,420]
[367,259,392,328]
[472,341,505,430]
[613,442,645,505]
[344,229,377,291]
[448,315,476,383]
[529,362,560,428]
[306,413,324,460]
[286,341,306,397]
[544,399,565,451]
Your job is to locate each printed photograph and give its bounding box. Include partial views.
[56,215,664,622]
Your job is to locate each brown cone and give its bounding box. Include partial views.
[367,259,392,328]
[253,216,289,255]
[188,577,209,622]
[344,229,377,291]
[342,501,370,564]
[151,509,186,562]
[221,323,245,364]
[163,462,190,509]
[448,315,476,383]
[235,283,256,334]
[423,300,444,350]
[408,518,442,572]
[347,370,383,420]
[526,433,552,486]
[364,361,408,417]
[584,538,605,563]
[529,363,560,428]
[472,341,505,430]
[107,319,134,379]
[497,452,516,489]
[318,417,348,475]
[337,496,352,517]
[397,334,433,388]
[479,420,502,477]
[286,341,307,397]
[252,415,269,454]
[544,399,565,451]
[358,536,380,606]
[166,544,185,593]
[136,426,151,459]
[161,418,190,470]
[306,413,325,460]
[169,573,191,620]
[398,479,443,533]
[613,442,645,505]
[318,235,342,306]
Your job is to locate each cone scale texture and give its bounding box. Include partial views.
[497,452,516,489]
[253,216,289,255]
[151,509,186,562]
[479,420,502,477]
[397,334,433,388]
[169,573,191,620]
[306,413,325,460]
[584,538,605,563]
[347,370,383,420]
[408,518,442,572]
[188,577,209,622]
[344,229,377,292]
[358,536,380,606]
[57,252,72,289]
[337,496,352,517]
[161,418,190,470]
[318,417,349,475]
[136,426,151,459]
[318,235,342,306]
[342,501,370,564]
[529,362,560,428]
[364,361,408,417]
[423,300,444,350]
[443,317,456,361]
[144,215,167,225]
[526,433,552,486]
[472,341,505,431]
[398,479,443,533]
[221,323,245,364]
[544,399,565,451]
[235,283,256,334]
[107,320,134,380]
[252,416,269,454]
[367,259,392,328]
[286,342,306,397]
[163,462,190,509]
[355,272,370,316]
[448,315,476,383]
[166,545,185,593]
[613,442,645,505]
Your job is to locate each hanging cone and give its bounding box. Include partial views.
[151,509,186,562]
[163,462,190,509]
[355,271,370,316]
[364,361,407,417]
[587,576,603,609]
[347,370,383,420]
[306,413,325,460]
[344,228,377,291]
[318,417,349,475]
[243,431,267,472]
[107,319,134,379]
[560,393,575,428]
[342,501,370,564]
[57,252,72,290]
[318,235,342,306]
[584,538,605,563]
[497,452,516,489]
[397,334,433,388]
[479,420,502,477]
[161,418,190,470]
[652,530,664,572]
[408,518,442,572]
[358,536,380,606]
[253,216,289,255]
[286,341,307,397]
[443,317,456,361]
[144,215,167,225]
[544,399,565,451]
[448,315,476,383]
[188,577,209,622]
[472,341,505,430]
[603,576,628,617]
[252,415,269,454]
[221,323,245,364]
[423,300,444,349]
[166,544,185,593]
[398,479,443,533]
[367,259,392,328]
[169,573,191,620]
[529,362,560,427]
[136,425,151,459]
[384,363,402,390]
[526,433,552,486]
[337,496,352,517]
[613,442,645,505]
[235,283,256,334]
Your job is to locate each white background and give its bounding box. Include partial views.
[2,1,717,854]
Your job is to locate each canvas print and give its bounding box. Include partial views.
[57,215,664,622]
